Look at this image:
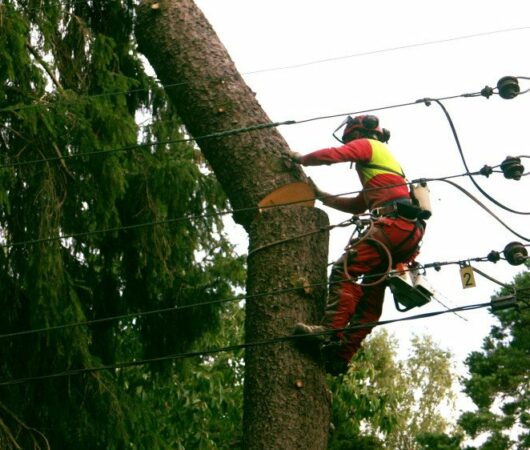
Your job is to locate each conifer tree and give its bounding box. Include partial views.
[0,1,244,448]
[458,268,530,450]
[413,268,530,450]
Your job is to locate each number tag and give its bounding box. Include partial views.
[460,265,476,289]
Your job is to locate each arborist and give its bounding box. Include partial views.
[289,114,427,375]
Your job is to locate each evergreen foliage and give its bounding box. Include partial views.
[125,301,245,449]
[0,1,244,448]
[416,267,529,450]
[457,267,530,450]
[0,2,472,448]
[416,432,464,450]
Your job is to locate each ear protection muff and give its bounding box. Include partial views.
[333,114,391,144]
[360,115,379,130]
[360,115,390,142]
[380,128,391,143]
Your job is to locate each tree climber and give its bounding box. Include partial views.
[290,115,427,375]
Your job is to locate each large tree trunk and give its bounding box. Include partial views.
[136,1,331,448]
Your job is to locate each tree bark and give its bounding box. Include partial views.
[136,1,331,448]
[244,207,331,449]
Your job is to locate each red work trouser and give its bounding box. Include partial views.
[323,216,425,363]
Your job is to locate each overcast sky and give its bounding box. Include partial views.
[194,0,530,413]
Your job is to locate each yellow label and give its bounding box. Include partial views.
[460,265,476,289]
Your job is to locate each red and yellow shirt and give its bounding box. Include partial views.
[300,138,409,213]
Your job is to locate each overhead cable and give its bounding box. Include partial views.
[243,27,530,74]
[1,24,529,113]
[425,94,530,215]
[0,171,484,249]
[0,294,525,387]
[0,296,515,387]
[0,99,447,169]
[470,265,511,288]
[3,81,527,170]
[1,167,528,249]
[0,247,521,342]
[434,178,530,242]
[247,218,354,257]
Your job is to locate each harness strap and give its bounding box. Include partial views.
[342,237,392,287]
[368,218,423,265]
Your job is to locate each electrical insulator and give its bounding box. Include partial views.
[497,76,520,99]
[480,86,494,98]
[479,165,493,177]
[500,156,524,180]
[487,250,501,263]
[503,242,528,266]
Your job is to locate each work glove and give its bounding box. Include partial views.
[286,150,303,163]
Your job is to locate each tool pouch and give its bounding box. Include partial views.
[409,183,432,220]
[396,202,425,220]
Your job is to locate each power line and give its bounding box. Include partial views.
[430,292,468,322]
[243,26,530,74]
[1,22,528,113]
[0,280,324,341]
[427,97,530,216]
[0,171,479,249]
[2,166,526,250]
[246,217,354,257]
[0,247,519,342]
[0,294,524,387]
[1,85,521,170]
[0,120,294,169]
[436,178,530,242]
[471,265,511,288]
[0,206,243,249]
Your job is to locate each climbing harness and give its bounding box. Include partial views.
[340,216,393,287]
[357,161,433,220]
[339,213,431,311]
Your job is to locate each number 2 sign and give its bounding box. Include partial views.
[459,264,476,289]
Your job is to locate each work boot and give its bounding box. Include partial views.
[292,322,330,358]
[292,322,329,345]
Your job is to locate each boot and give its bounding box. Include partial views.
[292,322,330,345]
[292,322,330,358]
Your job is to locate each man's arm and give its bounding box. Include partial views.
[299,139,373,166]
[321,193,367,214]
[310,179,367,214]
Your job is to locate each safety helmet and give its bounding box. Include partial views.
[334,115,391,144]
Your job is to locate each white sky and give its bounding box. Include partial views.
[194,0,530,415]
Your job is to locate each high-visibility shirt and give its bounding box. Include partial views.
[300,138,410,213]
